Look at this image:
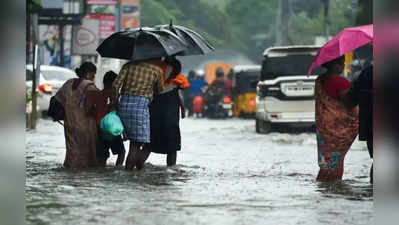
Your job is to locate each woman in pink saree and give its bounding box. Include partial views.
[55,62,100,168]
[315,56,359,181]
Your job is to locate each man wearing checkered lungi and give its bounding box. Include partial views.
[112,60,163,170]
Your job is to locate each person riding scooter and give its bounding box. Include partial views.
[203,68,233,118]
[209,68,232,97]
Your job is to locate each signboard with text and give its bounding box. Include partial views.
[86,0,117,5]
[121,0,140,29]
[86,14,116,39]
[72,19,100,55]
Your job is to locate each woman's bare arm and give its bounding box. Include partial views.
[178,90,186,119]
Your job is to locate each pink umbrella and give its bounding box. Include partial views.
[307,24,373,75]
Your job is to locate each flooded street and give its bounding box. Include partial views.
[26,118,373,225]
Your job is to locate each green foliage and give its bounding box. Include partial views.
[225,0,278,60]
[26,85,41,105]
[140,0,365,62]
[26,85,31,105]
[200,0,230,10]
[328,0,354,34]
[289,11,324,44]
[141,0,238,49]
[291,0,323,17]
[289,0,353,44]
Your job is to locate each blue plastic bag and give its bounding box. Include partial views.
[100,111,124,140]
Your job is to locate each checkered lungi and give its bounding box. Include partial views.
[118,95,150,143]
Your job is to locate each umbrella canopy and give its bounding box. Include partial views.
[96,27,188,61]
[155,22,215,56]
[308,24,373,75]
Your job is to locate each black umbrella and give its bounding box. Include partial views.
[155,21,215,56]
[96,27,188,61]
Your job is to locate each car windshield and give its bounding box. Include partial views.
[261,54,325,80]
[41,69,76,81]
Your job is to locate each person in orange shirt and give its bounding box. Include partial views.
[151,57,188,117]
[136,56,189,167]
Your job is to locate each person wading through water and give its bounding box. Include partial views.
[314,56,359,181]
[144,56,189,166]
[111,60,163,170]
[54,61,100,168]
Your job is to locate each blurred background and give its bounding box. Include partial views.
[25,0,373,126]
[27,0,373,71]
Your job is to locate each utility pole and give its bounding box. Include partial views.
[352,0,359,25]
[275,0,282,46]
[59,24,65,66]
[30,14,39,129]
[322,0,330,39]
[27,0,31,63]
[275,0,291,46]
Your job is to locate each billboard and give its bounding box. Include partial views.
[72,19,100,55]
[39,25,73,67]
[121,0,140,29]
[86,0,117,4]
[86,14,116,39]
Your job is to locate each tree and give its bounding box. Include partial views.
[356,0,372,25]
[140,0,237,49]
[226,0,278,60]
[140,0,354,63]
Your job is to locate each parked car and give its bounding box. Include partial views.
[255,45,323,133]
[26,65,76,116]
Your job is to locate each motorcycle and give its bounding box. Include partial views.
[203,92,233,118]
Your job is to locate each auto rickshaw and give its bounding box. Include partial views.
[228,65,261,117]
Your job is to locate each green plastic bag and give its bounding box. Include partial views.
[100,111,124,140]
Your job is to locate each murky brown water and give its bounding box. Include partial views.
[26,118,373,225]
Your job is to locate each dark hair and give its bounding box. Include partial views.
[72,61,97,90]
[103,71,118,88]
[216,68,224,78]
[321,56,345,70]
[165,57,182,83]
[74,61,97,79]
[188,70,196,79]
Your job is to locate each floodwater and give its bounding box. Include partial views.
[26,118,373,225]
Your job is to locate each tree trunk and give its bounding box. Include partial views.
[356,0,373,25]
[322,0,330,39]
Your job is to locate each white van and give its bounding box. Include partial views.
[255,45,322,133]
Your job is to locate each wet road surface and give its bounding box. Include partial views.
[26,118,373,225]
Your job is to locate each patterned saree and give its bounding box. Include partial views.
[315,77,359,181]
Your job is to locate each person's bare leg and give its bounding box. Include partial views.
[135,144,151,170]
[125,141,136,171]
[167,152,177,167]
[370,163,373,184]
[141,144,151,163]
[116,149,125,166]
